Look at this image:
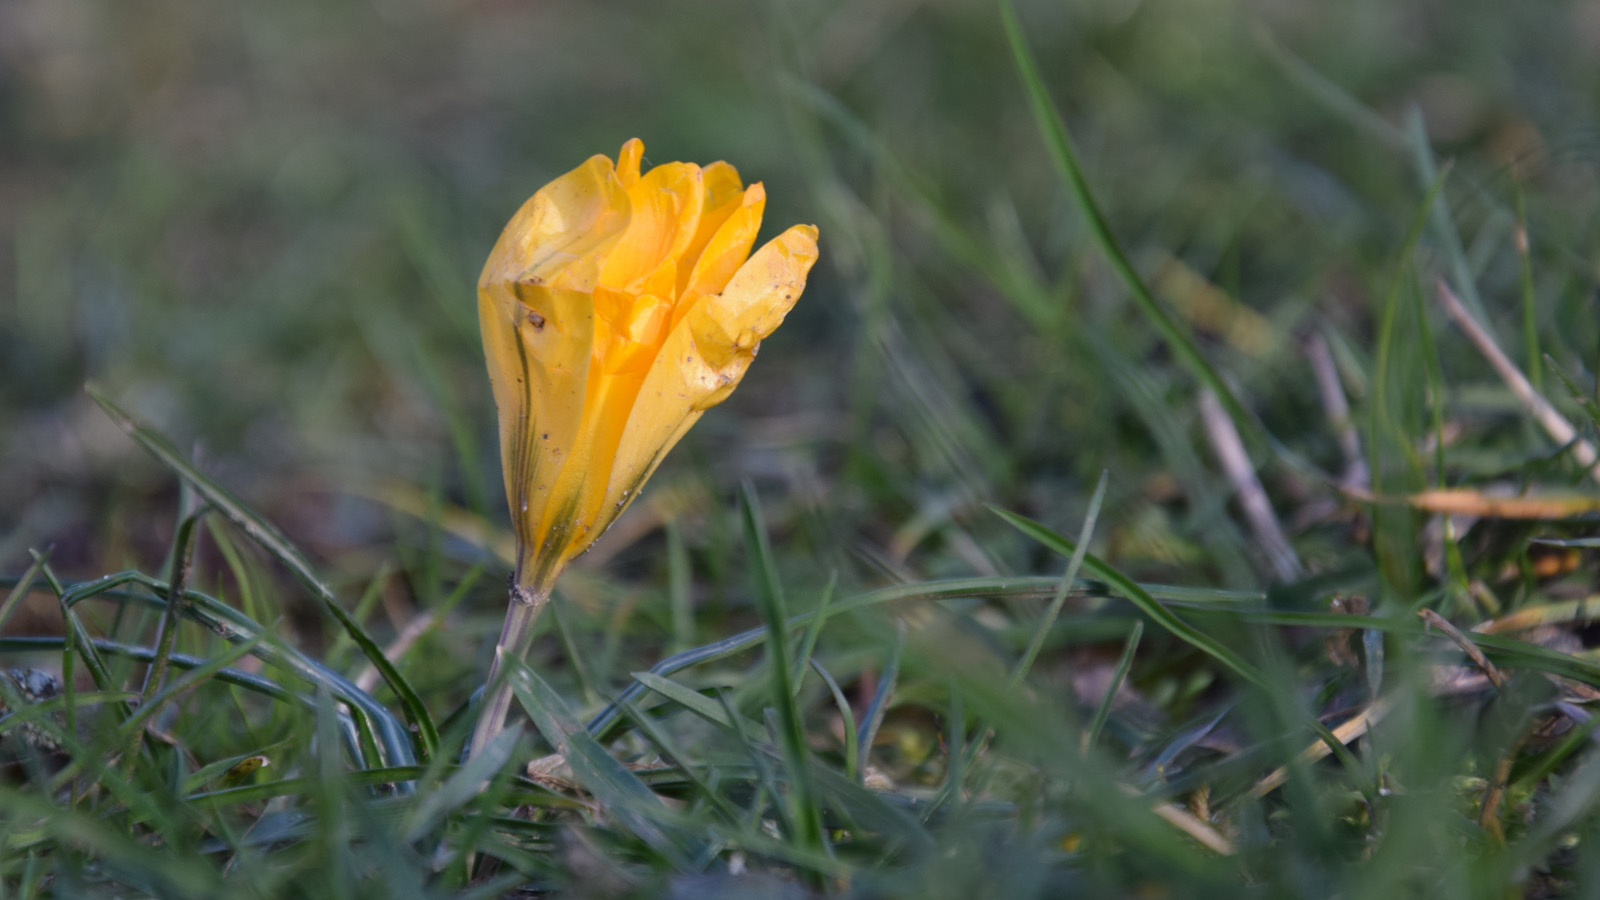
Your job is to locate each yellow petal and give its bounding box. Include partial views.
[538,365,648,570]
[586,320,716,546]
[674,162,747,295]
[477,281,597,586]
[477,151,632,586]
[616,138,644,189]
[602,224,820,521]
[600,161,705,292]
[700,161,746,211]
[592,287,672,373]
[689,224,819,370]
[478,154,628,294]
[678,183,766,318]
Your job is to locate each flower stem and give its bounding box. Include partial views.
[468,582,551,759]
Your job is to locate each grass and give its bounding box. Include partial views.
[5,0,1600,896]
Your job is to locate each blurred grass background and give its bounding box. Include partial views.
[5,0,1599,591]
[7,0,1597,595]
[4,0,1600,896]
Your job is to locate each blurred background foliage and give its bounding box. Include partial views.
[2,0,1600,841]
[0,0,1594,647]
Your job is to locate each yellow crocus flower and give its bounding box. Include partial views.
[471,139,819,753]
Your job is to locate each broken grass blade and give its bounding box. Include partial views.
[1012,471,1107,686]
[0,551,49,636]
[1544,353,1600,436]
[1084,619,1143,753]
[857,623,904,781]
[810,659,860,783]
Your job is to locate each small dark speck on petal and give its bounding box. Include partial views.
[527,311,546,328]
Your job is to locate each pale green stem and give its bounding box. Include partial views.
[468,582,551,759]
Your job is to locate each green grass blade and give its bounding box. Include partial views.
[714,686,785,834]
[1515,186,1542,393]
[1408,267,1471,605]
[631,671,762,734]
[313,685,352,896]
[1406,109,1488,324]
[792,572,836,694]
[785,79,1054,328]
[118,631,264,738]
[739,482,826,858]
[1531,536,1600,548]
[401,724,522,843]
[810,764,937,859]
[185,766,431,807]
[1365,163,1453,600]
[140,506,204,705]
[1179,605,1600,688]
[181,743,292,793]
[1,636,295,705]
[325,565,392,673]
[941,690,966,813]
[0,690,137,745]
[990,505,1267,690]
[57,595,131,719]
[999,0,1255,439]
[1250,23,1405,147]
[666,520,694,653]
